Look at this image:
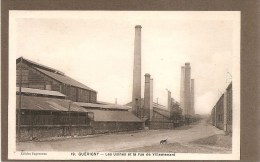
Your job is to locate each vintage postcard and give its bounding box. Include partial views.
[8,11,240,160]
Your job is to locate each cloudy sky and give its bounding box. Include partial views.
[11,11,240,114]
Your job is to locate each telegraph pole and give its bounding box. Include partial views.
[68,85,72,136]
[18,57,23,141]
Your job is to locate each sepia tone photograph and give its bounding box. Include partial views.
[8,11,240,160]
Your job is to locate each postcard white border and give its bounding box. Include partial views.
[8,11,240,160]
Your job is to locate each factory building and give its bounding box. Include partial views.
[180,63,195,116]
[16,57,97,103]
[225,83,232,132]
[16,88,93,141]
[211,82,232,134]
[127,72,184,129]
[16,57,143,141]
[215,94,224,130]
[74,102,143,134]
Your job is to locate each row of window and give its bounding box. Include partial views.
[17,112,90,126]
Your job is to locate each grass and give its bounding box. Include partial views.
[191,134,232,148]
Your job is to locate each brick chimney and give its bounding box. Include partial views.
[180,66,185,115]
[132,25,142,118]
[184,62,191,115]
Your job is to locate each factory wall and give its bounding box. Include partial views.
[211,83,232,134]
[226,84,232,133]
[16,62,97,103]
[16,109,93,141]
[92,122,143,134]
[152,111,170,122]
[215,95,224,130]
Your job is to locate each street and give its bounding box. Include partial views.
[17,117,232,153]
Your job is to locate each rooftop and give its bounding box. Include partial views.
[16,87,66,98]
[88,109,142,122]
[75,102,131,110]
[17,57,96,92]
[125,99,171,118]
[16,95,89,112]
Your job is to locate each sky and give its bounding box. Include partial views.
[11,11,240,114]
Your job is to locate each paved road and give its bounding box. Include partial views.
[17,117,230,153]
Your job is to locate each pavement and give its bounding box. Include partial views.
[17,117,231,153]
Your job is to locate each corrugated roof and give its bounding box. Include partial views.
[17,57,64,75]
[74,102,130,110]
[16,87,66,97]
[87,109,142,122]
[35,67,96,92]
[97,101,114,105]
[16,95,89,112]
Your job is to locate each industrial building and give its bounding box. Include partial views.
[16,25,199,141]
[126,99,182,129]
[211,82,232,134]
[16,88,93,141]
[16,57,143,141]
[16,57,97,103]
[74,102,143,134]
[129,25,191,128]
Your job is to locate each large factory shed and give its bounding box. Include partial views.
[16,88,93,141]
[75,102,143,134]
[16,57,97,103]
[16,57,146,141]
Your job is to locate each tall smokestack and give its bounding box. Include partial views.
[180,66,185,115]
[191,79,195,116]
[150,78,153,121]
[132,25,142,118]
[184,63,191,115]
[144,73,151,119]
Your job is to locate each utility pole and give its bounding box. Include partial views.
[18,57,23,141]
[67,85,72,136]
[68,100,71,136]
